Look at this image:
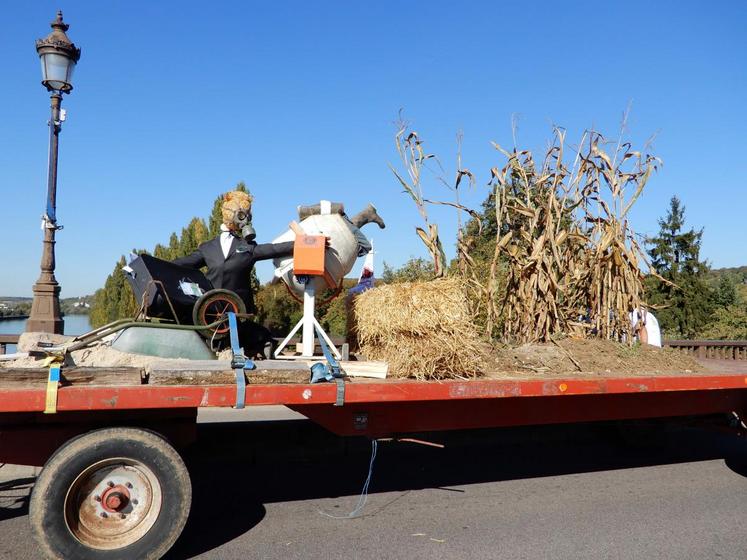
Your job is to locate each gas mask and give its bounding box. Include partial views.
[221,190,255,241]
[234,209,256,241]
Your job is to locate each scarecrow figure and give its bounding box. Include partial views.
[174,190,294,355]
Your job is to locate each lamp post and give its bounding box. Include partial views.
[26,11,81,334]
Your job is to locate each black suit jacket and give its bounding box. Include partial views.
[174,236,294,312]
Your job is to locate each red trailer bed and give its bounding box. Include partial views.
[4,361,747,559]
[2,363,747,438]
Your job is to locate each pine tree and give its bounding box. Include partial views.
[646,196,713,337]
[153,243,170,260]
[167,232,179,260]
[178,218,209,257]
[208,196,224,238]
[90,256,138,326]
[714,275,739,308]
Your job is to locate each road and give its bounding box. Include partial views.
[2,409,747,559]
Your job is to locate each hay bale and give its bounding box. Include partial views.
[354,278,484,379]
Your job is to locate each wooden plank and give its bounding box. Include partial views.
[148,360,310,386]
[147,359,388,384]
[339,360,388,379]
[148,360,310,372]
[0,367,143,387]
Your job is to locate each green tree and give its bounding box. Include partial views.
[153,243,170,260]
[167,232,180,260]
[713,275,739,308]
[320,295,348,337]
[700,305,747,339]
[382,258,435,283]
[646,196,713,337]
[178,217,209,256]
[90,256,138,327]
[254,283,301,334]
[460,191,498,265]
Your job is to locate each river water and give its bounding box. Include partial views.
[0,315,92,353]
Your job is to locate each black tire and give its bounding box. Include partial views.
[192,288,246,340]
[29,427,191,560]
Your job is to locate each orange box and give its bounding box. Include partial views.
[293,235,326,276]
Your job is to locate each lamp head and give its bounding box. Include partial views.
[36,11,81,93]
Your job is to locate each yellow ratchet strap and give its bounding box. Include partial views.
[42,356,63,414]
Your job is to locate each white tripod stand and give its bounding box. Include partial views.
[273,278,342,359]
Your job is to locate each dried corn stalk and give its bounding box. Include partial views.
[389,122,447,277]
[390,114,660,346]
[571,131,660,341]
[478,125,660,344]
[487,133,584,342]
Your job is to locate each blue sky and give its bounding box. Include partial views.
[1,1,745,297]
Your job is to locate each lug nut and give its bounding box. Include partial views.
[94,496,101,502]
[126,482,133,489]
[107,481,114,488]
[101,512,108,518]
[132,499,138,506]
[120,513,127,520]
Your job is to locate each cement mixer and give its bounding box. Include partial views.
[272,201,385,297]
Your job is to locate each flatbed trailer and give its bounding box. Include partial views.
[3,361,747,559]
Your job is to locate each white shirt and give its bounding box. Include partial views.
[219,224,234,259]
[630,308,662,347]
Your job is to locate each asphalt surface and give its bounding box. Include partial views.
[2,409,747,559]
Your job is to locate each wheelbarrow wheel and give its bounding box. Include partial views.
[192,289,246,340]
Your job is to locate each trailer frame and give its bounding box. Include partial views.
[3,364,747,559]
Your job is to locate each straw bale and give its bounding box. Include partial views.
[354,279,484,379]
[355,278,473,337]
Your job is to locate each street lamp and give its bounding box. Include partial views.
[26,11,81,334]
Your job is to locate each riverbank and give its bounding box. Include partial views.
[0,315,93,353]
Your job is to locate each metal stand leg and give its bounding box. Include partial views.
[274,318,304,358]
[302,283,315,357]
[274,281,341,359]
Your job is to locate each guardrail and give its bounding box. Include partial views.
[664,339,747,360]
[0,334,20,355]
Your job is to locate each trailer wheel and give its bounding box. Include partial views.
[29,427,191,560]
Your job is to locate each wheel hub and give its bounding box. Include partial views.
[100,485,130,512]
[64,459,162,550]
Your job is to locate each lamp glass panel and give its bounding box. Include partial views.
[40,52,71,90]
[66,61,76,86]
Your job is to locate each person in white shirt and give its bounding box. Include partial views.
[630,307,662,347]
